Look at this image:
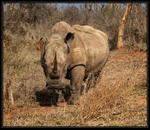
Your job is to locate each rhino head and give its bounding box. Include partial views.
[40,32,74,90]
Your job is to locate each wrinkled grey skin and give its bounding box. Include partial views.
[41,21,109,105]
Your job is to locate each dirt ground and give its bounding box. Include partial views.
[3,49,147,127]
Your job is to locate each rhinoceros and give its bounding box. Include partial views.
[39,21,109,105]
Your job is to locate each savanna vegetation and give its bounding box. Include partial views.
[3,2,147,127]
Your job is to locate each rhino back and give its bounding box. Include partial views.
[73,25,109,72]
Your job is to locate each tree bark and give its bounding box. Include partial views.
[117,3,132,49]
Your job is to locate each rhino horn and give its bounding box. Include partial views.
[53,52,57,73]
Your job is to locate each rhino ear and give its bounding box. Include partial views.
[36,37,48,51]
[64,32,74,44]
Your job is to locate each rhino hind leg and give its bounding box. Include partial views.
[84,72,95,92]
[80,82,87,95]
[84,67,103,92]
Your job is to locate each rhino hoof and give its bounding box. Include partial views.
[67,100,80,105]
[67,94,80,105]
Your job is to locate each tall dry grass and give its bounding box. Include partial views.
[3,28,47,108]
[77,50,147,124]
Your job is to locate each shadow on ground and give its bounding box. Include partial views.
[35,89,57,106]
[34,84,72,106]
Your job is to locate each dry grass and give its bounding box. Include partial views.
[3,35,147,126]
[78,49,147,126]
[3,31,45,108]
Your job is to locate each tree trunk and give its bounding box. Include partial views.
[5,79,14,106]
[84,3,92,24]
[117,3,132,49]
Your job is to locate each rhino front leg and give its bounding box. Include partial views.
[67,66,85,105]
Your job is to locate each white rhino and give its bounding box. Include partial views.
[39,21,109,105]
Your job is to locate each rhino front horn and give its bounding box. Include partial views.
[53,52,58,73]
